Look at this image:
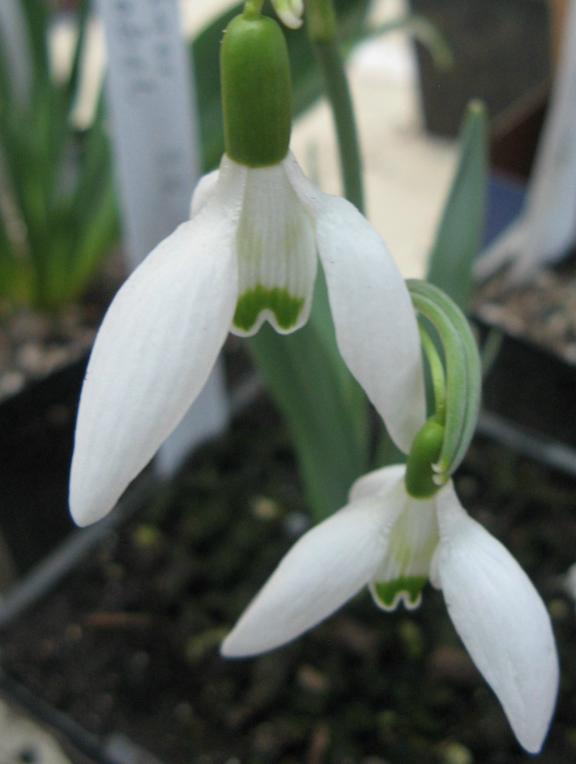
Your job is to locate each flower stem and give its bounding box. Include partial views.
[243,0,265,18]
[306,0,365,212]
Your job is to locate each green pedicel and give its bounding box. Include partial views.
[234,286,304,332]
[221,14,291,167]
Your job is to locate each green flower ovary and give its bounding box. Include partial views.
[221,14,291,167]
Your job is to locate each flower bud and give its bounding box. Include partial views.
[221,14,291,167]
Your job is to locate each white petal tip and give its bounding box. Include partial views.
[70,510,93,529]
[220,495,391,661]
[518,734,546,756]
[220,630,276,659]
[69,495,113,528]
[69,469,118,527]
[514,712,556,754]
[220,639,239,659]
[509,646,558,755]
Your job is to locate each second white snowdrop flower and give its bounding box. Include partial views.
[222,464,559,755]
[69,11,424,527]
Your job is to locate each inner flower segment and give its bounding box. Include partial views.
[232,163,316,336]
[370,496,439,611]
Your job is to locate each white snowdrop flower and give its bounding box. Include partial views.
[223,466,558,754]
[69,13,424,526]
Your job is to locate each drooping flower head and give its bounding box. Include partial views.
[222,282,559,754]
[70,10,424,526]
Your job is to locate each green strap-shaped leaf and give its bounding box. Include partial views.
[248,273,368,522]
[0,197,18,299]
[426,100,488,312]
[408,279,481,480]
[19,0,49,88]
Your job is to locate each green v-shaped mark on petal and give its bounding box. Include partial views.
[234,285,305,332]
[371,576,427,611]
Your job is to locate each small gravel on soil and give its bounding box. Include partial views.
[475,255,576,364]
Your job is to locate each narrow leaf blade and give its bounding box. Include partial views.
[247,274,368,522]
[427,100,488,311]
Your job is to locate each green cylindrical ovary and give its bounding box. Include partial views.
[221,14,292,167]
[405,419,445,499]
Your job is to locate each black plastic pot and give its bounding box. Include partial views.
[410,0,550,138]
[0,356,160,761]
[474,77,576,476]
[0,358,89,582]
[475,316,576,478]
[0,473,162,764]
[0,345,177,762]
[0,365,258,763]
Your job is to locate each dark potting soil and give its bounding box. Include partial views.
[475,253,576,367]
[0,258,127,404]
[474,256,576,454]
[1,398,575,764]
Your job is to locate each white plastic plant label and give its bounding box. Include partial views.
[96,0,199,268]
